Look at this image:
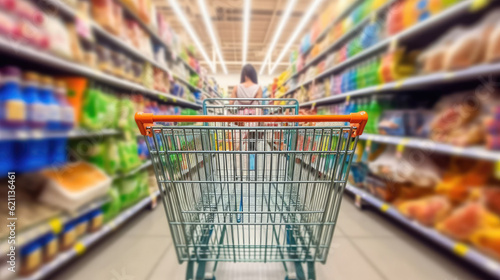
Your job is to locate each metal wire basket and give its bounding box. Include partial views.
[136,110,367,280]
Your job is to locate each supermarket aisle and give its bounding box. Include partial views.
[51,196,484,280]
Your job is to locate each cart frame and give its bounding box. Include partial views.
[136,112,367,280]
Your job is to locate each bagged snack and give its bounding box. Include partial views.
[398,195,451,226]
[436,159,492,203]
[443,10,500,70]
[470,228,500,260]
[469,187,500,216]
[418,28,461,74]
[38,162,111,211]
[436,202,500,241]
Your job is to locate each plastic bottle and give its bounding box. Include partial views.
[23,72,47,129]
[54,80,75,130]
[0,66,26,127]
[39,76,66,166]
[18,72,50,172]
[39,76,61,130]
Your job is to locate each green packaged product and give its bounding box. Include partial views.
[117,176,141,208]
[117,140,141,173]
[102,185,121,222]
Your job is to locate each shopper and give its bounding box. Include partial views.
[230,64,263,105]
[230,64,262,171]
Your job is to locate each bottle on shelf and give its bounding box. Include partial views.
[39,76,61,131]
[367,95,382,134]
[19,72,49,172]
[0,66,26,128]
[54,80,75,131]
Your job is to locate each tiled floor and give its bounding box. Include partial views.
[52,197,485,280]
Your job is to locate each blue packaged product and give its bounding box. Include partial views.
[74,214,90,238]
[60,221,76,250]
[23,72,47,129]
[38,76,61,131]
[20,240,42,274]
[0,140,14,173]
[54,80,75,131]
[39,232,58,262]
[87,209,104,232]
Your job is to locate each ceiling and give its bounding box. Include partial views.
[153,0,320,75]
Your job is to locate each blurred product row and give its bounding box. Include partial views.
[293,128,500,266]
[275,0,500,98]
[308,87,500,150]
[0,66,201,174]
[268,0,500,277]
[0,0,222,97]
[0,163,157,279]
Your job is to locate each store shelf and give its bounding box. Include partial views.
[280,0,365,87]
[0,35,200,109]
[115,0,197,75]
[295,151,500,278]
[0,129,121,141]
[0,197,109,255]
[19,191,159,280]
[360,134,500,162]
[44,0,204,99]
[112,160,152,180]
[301,62,500,107]
[286,0,478,98]
[344,184,500,279]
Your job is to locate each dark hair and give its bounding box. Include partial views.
[240,64,258,84]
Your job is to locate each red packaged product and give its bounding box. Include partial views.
[436,202,500,241]
[386,2,404,36]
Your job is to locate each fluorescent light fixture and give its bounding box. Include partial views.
[242,0,251,66]
[269,0,325,74]
[259,0,297,75]
[197,0,227,74]
[168,0,215,72]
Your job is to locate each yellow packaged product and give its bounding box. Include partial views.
[470,228,500,260]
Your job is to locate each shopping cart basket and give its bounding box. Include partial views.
[136,111,367,280]
[202,98,299,117]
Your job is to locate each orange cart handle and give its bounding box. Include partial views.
[135,111,368,137]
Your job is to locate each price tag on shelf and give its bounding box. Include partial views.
[444,72,455,80]
[453,242,469,256]
[311,102,316,110]
[495,161,500,180]
[470,0,489,12]
[370,12,377,24]
[345,95,351,103]
[394,79,405,89]
[73,242,86,255]
[396,138,410,158]
[108,220,117,231]
[172,98,177,103]
[376,84,384,91]
[150,193,158,209]
[365,138,373,152]
[48,218,63,234]
[380,203,390,212]
[389,39,398,52]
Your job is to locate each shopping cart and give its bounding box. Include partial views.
[136,108,367,280]
[202,98,299,116]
